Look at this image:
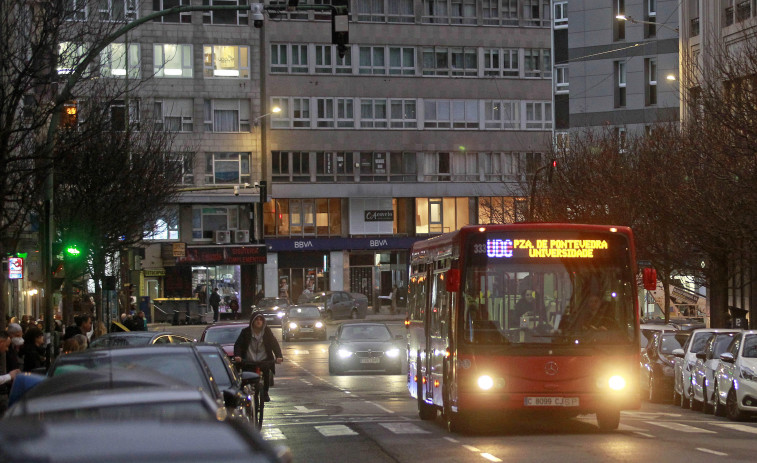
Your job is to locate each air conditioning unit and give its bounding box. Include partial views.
[234,230,250,243]
[214,230,231,244]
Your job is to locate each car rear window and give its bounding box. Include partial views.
[28,401,213,421]
[204,326,245,344]
[200,352,233,388]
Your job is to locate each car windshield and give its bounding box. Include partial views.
[258,298,288,309]
[52,352,210,391]
[288,307,321,318]
[743,335,757,358]
[660,333,688,354]
[200,352,233,388]
[89,335,152,349]
[340,325,392,341]
[203,326,245,344]
[713,334,736,357]
[23,401,212,421]
[311,294,327,303]
[690,332,711,353]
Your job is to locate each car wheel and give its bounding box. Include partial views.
[726,388,745,421]
[417,355,436,421]
[329,358,340,375]
[713,382,726,417]
[443,375,469,433]
[689,380,702,411]
[648,375,660,403]
[680,381,690,408]
[702,385,712,414]
[596,409,620,431]
[673,383,681,404]
[350,309,358,319]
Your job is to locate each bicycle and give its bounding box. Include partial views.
[236,359,274,430]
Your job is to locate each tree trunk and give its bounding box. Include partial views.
[708,254,729,328]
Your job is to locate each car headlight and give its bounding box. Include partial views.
[741,366,757,381]
[288,322,298,330]
[478,375,494,390]
[277,312,285,318]
[315,321,324,329]
[608,375,627,391]
[338,348,353,359]
[385,348,400,358]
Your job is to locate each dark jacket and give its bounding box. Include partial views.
[234,325,282,374]
[20,344,46,372]
[63,325,82,341]
[209,291,221,309]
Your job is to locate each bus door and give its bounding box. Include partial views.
[424,260,450,407]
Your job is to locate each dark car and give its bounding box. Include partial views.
[89,331,194,349]
[47,344,246,422]
[252,297,291,326]
[640,330,691,402]
[328,322,404,375]
[0,418,291,463]
[310,291,368,320]
[200,321,249,357]
[281,306,327,342]
[195,343,259,424]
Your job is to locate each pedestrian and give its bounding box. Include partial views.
[229,297,240,320]
[0,331,21,416]
[61,338,80,354]
[6,323,23,369]
[390,285,398,315]
[233,312,283,402]
[209,288,221,323]
[279,279,289,301]
[254,288,265,306]
[91,321,107,342]
[134,311,148,331]
[63,314,92,347]
[73,334,88,351]
[20,327,46,372]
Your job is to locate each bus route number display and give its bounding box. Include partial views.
[485,238,609,259]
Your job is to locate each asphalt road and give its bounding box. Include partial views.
[162,321,757,463]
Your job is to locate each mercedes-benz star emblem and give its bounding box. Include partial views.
[544,361,559,376]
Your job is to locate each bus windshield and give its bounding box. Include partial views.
[462,231,636,347]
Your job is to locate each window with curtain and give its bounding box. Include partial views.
[204,99,249,132]
[154,44,193,77]
[204,153,250,184]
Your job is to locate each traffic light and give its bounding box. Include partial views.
[65,244,82,257]
[61,102,78,128]
[548,159,557,183]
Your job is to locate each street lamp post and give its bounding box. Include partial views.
[615,15,679,33]
[527,160,556,222]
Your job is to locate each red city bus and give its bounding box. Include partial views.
[406,223,641,432]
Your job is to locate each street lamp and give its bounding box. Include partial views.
[254,106,281,126]
[615,15,679,33]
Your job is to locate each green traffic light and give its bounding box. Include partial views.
[66,245,81,256]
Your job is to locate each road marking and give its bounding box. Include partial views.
[696,448,728,456]
[262,428,286,440]
[633,432,655,438]
[713,422,757,434]
[379,423,430,434]
[463,445,481,452]
[623,411,682,418]
[366,401,395,414]
[315,425,358,437]
[481,453,502,462]
[618,424,647,432]
[293,405,325,413]
[646,422,716,433]
[444,437,460,444]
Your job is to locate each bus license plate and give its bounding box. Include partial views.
[360,358,380,364]
[524,397,579,407]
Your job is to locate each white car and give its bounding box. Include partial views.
[640,323,678,352]
[672,328,740,408]
[713,330,757,420]
[689,331,739,413]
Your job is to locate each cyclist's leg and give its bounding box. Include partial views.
[262,368,272,402]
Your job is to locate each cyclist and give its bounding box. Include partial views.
[233,311,283,403]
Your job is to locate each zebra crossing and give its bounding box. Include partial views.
[261,421,431,440]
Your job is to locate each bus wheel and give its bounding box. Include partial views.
[443,387,467,433]
[417,356,436,420]
[596,409,620,431]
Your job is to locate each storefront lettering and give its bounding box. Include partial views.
[370,240,389,247]
[294,241,314,249]
[364,210,394,222]
[177,246,267,265]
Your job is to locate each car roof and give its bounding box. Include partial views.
[640,323,678,331]
[0,418,286,463]
[95,331,167,338]
[690,328,741,335]
[203,322,248,330]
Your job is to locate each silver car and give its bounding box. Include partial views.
[689,331,739,413]
[713,330,757,420]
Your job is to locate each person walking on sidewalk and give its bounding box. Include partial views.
[209,288,221,323]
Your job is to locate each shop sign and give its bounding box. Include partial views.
[176,245,267,265]
[364,210,393,222]
[172,242,186,257]
[8,258,23,279]
[267,237,422,252]
[144,269,166,277]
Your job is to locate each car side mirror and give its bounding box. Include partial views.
[695,352,707,360]
[720,352,736,364]
[672,348,685,358]
[240,371,260,387]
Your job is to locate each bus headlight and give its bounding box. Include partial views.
[385,348,400,358]
[288,322,298,330]
[338,349,353,359]
[478,375,494,390]
[608,375,627,391]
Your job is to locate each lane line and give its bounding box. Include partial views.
[481,453,503,462]
[444,437,460,444]
[262,428,286,440]
[366,401,395,414]
[712,422,757,434]
[463,445,481,452]
[633,432,655,438]
[645,421,716,434]
[696,448,728,456]
[379,423,430,434]
[315,425,359,437]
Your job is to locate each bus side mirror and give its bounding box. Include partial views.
[446,269,460,293]
[642,267,657,291]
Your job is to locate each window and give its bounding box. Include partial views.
[356,0,385,21]
[97,0,137,21]
[424,100,478,129]
[480,152,503,181]
[525,102,552,129]
[203,45,249,78]
[524,0,550,27]
[292,151,310,182]
[450,0,476,24]
[192,206,239,240]
[154,44,193,78]
[315,98,335,128]
[389,47,415,75]
[110,99,139,131]
[65,0,87,21]
[387,0,414,23]
[415,197,469,234]
[315,45,353,74]
[524,49,551,78]
[736,0,751,22]
[689,0,700,36]
[616,127,627,152]
[101,43,140,78]
[145,207,180,240]
[57,42,87,75]
[484,100,519,129]
[554,1,567,28]
[204,153,251,184]
[390,152,417,181]
[478,197,517,224]
[614,0,625,40]
[645,0,656,37]
[422,0,449,23]
[359,152,389,181]
[167,152,195,184]
[615,61,627,107]
[423,152,451,181]
[202,0,249,25]
[555,65,569,92]
[390,99,417,128]
[155,99,194,132]
[359,46,386,74]
[646,58,657,106]
[270,44,308,73]
[204,99,250,132]
[482,0,518,25]
[484,48,519,77]
[153,0,191,23]
[361,99,388,128]
[264,198,341,237]
[293,98,311,128]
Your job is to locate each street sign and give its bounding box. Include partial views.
[173,242,186,257]
[8,257,23,279]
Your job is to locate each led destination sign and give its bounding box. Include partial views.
[486,239,609,259]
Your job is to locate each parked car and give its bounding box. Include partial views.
[194,343,259,424]
[47,344,246,422]
[690,331,739,412]
[200,321,249,357]
[310,291,368,320]
[713,330,757,420]
[251,297,291,326]
[88,331,194,349]
[640,331,690,402]
[640,323,678,352]
[328,322,403,375]
[672,328,740,408]
[0,418,291,463]
[281,305,327,341]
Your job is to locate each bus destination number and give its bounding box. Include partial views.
[524,397,579,407]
